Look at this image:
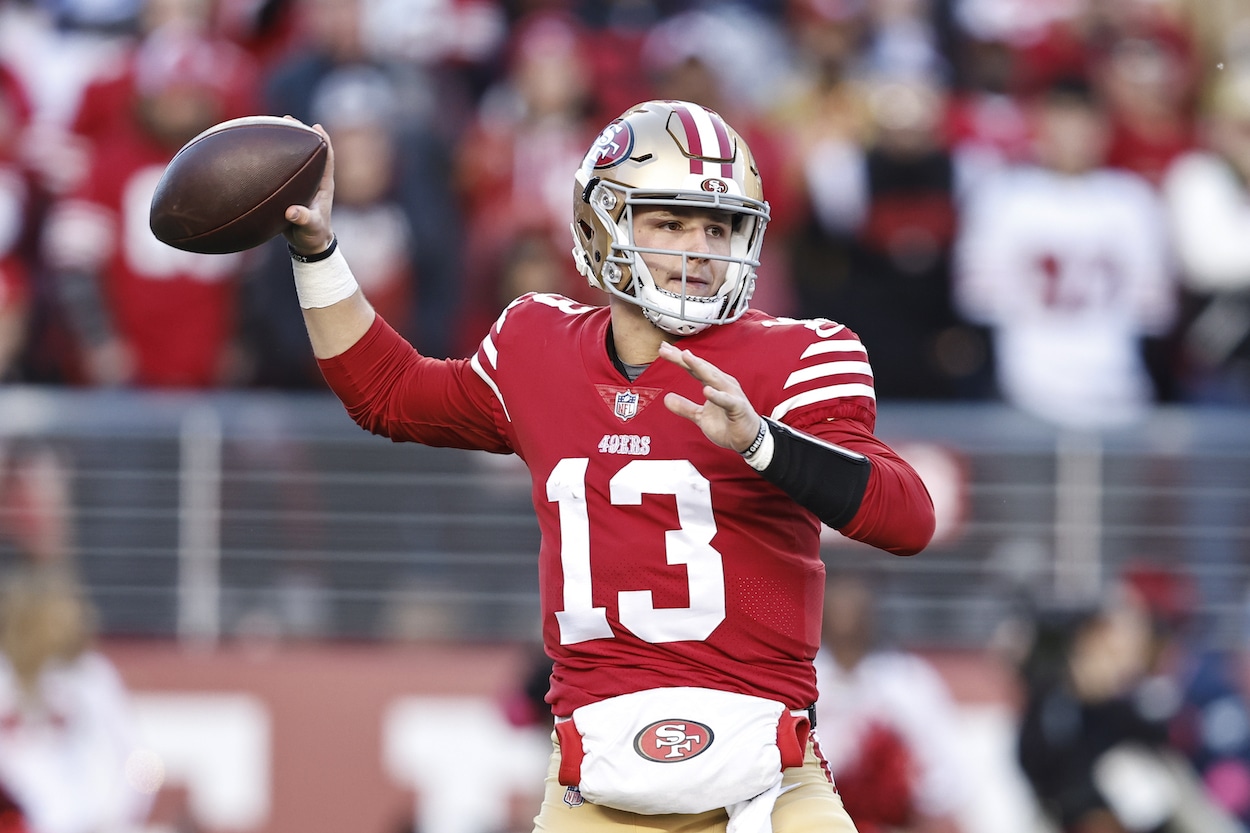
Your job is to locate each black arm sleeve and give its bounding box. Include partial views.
[755,417,872,529]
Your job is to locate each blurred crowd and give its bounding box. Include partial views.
[806,566,1250,833]
[0,0,1245,423]
[1003,563,1250,833]
[0,564,152,833]
[2,3,1250,830]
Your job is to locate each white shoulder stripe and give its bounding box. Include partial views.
[480,332,499,369]
[769,383,876,420]
[784,361,874,389]
[469,353,512,422]
[800,340,867,359]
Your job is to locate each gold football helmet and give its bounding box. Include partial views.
[571,100,770,335]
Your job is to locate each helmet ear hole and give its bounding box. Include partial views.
[577,218,594,243]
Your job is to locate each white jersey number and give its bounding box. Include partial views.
[547,458,726,645]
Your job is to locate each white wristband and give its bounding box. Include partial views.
[291,245,359,309]
[743,426,775,471]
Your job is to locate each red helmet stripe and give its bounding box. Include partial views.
[673,103,705,175]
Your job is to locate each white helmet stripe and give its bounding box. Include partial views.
[707,113,734,178]
[671,102,733,176]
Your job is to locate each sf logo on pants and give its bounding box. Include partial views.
[633,720,714,761]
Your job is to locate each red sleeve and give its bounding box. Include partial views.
[317,314,513,453]
[814,418,936,557]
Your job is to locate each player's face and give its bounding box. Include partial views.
[631,207,733,298]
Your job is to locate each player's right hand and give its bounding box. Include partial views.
[283,119,336,258]
[659,342,763,454]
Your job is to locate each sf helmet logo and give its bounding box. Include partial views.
[633,719,714,762]
[701,178,729,193]
[587,121,634,169]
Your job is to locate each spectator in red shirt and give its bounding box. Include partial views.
[1094,29,1200,186]
[40,23,260,387]
[452,11,603,354]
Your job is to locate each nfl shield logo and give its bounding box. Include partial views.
[614,390,639,422]
[563,786,584,807]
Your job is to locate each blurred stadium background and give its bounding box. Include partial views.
[1,0,1250,830]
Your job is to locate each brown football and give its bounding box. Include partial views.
[149,115,328,254]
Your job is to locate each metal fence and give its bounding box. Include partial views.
[1,386,1247,649]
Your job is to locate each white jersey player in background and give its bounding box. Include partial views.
[954,75,1176,430]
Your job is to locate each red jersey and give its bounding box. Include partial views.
[319,293,933,716]
[44,124,243,387]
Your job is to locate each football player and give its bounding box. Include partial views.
[282,100,935,833]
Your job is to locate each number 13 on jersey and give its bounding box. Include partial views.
[547,458,727,646]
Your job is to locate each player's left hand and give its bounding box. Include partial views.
[660,342,763,454]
